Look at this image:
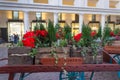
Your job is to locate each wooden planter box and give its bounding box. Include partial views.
[40,57,83,66]
[104,45,120,54]
[71,48,103,64]
[8,47,34,65]
[35,47,70,64]
[111,40,120,46]
[83,55,103,64]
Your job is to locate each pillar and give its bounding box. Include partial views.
[24,11,30,33]
[101,14,106,33]
[54,12,58,26]
[79,13,84,33]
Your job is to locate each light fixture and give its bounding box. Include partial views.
[115,16,120,29]
[88,14,100,32]
[58,13,66,28]
[31,12,47,31]
[71,14,79,35]
[106,15,115,31]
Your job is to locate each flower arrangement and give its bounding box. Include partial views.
[17,19,117,64]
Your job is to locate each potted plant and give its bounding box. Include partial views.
[73,24,103,64]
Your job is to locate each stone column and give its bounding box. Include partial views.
[24,11,30,33]
[54,12,58,26]
[79,13,84,33]
[101,14,106,33]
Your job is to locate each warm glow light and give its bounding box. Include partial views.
[91,27,97,31]
[19,11,23,19]
[71,14,75,21]
[63,0,74,5]
[7,11,12,19]
[72,23,79,36]
[62,13,65,20]
[59,23,65,28]
[42,13,46,20]
[34,0,48,4]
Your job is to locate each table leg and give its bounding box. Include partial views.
[8,73,14,80]
[19,73,25,80]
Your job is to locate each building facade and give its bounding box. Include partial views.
[0,0,120,41]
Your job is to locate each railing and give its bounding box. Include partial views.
[0,50,120,80]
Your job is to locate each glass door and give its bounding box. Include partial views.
[8,21,24,42]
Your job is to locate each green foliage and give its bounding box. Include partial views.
[82,24,92,47]
[35,37,49,48]
[102,26,112,46]
[91,42,101,56]
[113,28,120,35]
[64,24,72,40]
[34,23,45,30]
[47,20,56,46]
[17,41,23,47]
[96,26,102,38]
[39,23,46,30]
[34,23,39,31]
[55,23,61,33]
[29,48,37,58]
[59,39,67,47]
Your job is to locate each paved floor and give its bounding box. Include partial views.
[0,43,119,80]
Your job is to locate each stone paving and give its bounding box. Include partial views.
[0,43,119,80]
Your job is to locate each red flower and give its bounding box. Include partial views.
[56,33,59,39]
[74,33,82,42]
[36,30,48,37]
[110,31,115,36]
[91,31,96,37]
[23,31,35,38]
[40,30,48,37]
[22,38,35,48]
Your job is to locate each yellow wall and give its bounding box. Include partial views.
[34,0,48,4]
[63,0,74,5]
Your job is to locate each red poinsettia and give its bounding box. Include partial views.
[74,33,82,42]
[22,31,35,48]
[22,38,35,48]
[23,31,35,38]
[35,30,48,37]
[91,31,97,37]
[110,31,115,36]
